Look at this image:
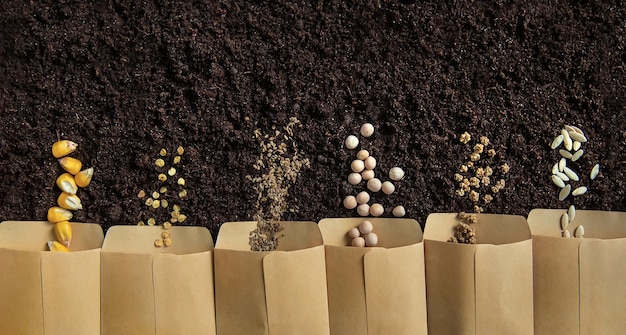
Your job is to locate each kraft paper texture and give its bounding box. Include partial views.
[424,213,533,335]
[528,209,626,334]
[318,218,427,335]
[100,225,215,335]
[214,221,330,335]
[0,221,103,335]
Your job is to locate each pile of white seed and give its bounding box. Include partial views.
[342,123,406,217]
[347,220,379,247]
[550,125,600,201]
[560,205,584,238]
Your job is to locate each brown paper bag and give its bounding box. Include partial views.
[424,213,534,335]
[318,218,427,335]
[100,225,215,335]
[214,221,330,335]
[0,220,103,335]
[528,209,626,334]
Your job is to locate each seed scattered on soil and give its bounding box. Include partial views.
[360,123,375,137]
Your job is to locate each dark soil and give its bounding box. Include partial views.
[1,0,624,239]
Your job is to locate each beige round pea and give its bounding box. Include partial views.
[343,196,357,209]
[361,169,375,180]
[389,167,405,181]
[348,227,361,239]
[360,123,375,137]
[381,181,395,195]
[359,220,374,234]
[367,178,382,192]
[357,204,370,217]
[365,232,379,247]
[356,149,369,160]
[352,236,366,247]
[392,205,406,217]
[356,191,370,205]
[370,203,384,217]
[351,159,365,173]
[364,156,377,170]
[348,172,362,185]
[345,135,359,150]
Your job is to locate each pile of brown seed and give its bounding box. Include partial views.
[137,146,187,247]
[449,132,509,244]
[247,117,310,251]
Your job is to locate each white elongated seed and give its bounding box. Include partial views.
[568,205,576,222]
[574,225,585,238]
[555,171,570,182]
[561,213,569,231]
[569,125,585,135]
[590,164,600,180]
[563,167,579,181]
[571,149,583,162]
[562,230,571,238]
[558,158,566,172]
[552,162,559,175]
[568,131,587,143]
[559,184,571,201]
[562,129,573,151]
[551,135,564,149]
[552,175,566,188]
[573,141,581,151]
[572,186,587,196]
[559,150,573,159]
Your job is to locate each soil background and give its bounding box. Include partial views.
[0,0,624,239]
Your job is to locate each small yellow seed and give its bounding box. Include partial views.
[147,218,156,226]
[176,146,184,155]
[164,222,173,229]
[177,178,185,186]
[171,211,179,218]
[48,240,69,252]
[161,199,168,208]
[56,173,78,194]
[178,214,187,222]
[158,174,167,182]
[163,237,172,247]
[58,192,82,210]
[179,189,187,198]
[155,158,165,167]
[145,198,154,206]
[152,200,160,209]
[154,239,164,247]
[51,140,78,158]
[54,221,72,247]
[138,190,146,198]
[159,187,167,193]
[152,191,160,199]
[58,157,82,175]
[159,148,167,156]
[173,205,181,212]
[74,167,93,187]
[173,156,181,164]
[168,167,177,176]
[137,221,145,226]
[170,217,178,223]
[47,206,73,223]
[161,231,170,238]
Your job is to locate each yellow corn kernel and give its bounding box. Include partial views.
[155,158,165,167]
[176,146,184,155]
[75,167,93,187]
[173,156,181,164]
[56,173,78,194]
[152,200,160,209]
[47,206,73,223]
[54,221,72,247]
[158,174,167,182]
[58,192,83,210]
[177,178,185,186]
[51,140,78,158]
[159,148,167,156]
[48,240,69,252]
[58,157,82,175]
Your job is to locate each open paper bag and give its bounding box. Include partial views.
[318,218,427,335]
[424,213,534,335]
[0,221,103,335]
[100,225,215,335]
[214,221,330,335]
[528,209,626,334]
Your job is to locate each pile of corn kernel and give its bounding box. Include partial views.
[137,146,187,247]
[47,140,94,252]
